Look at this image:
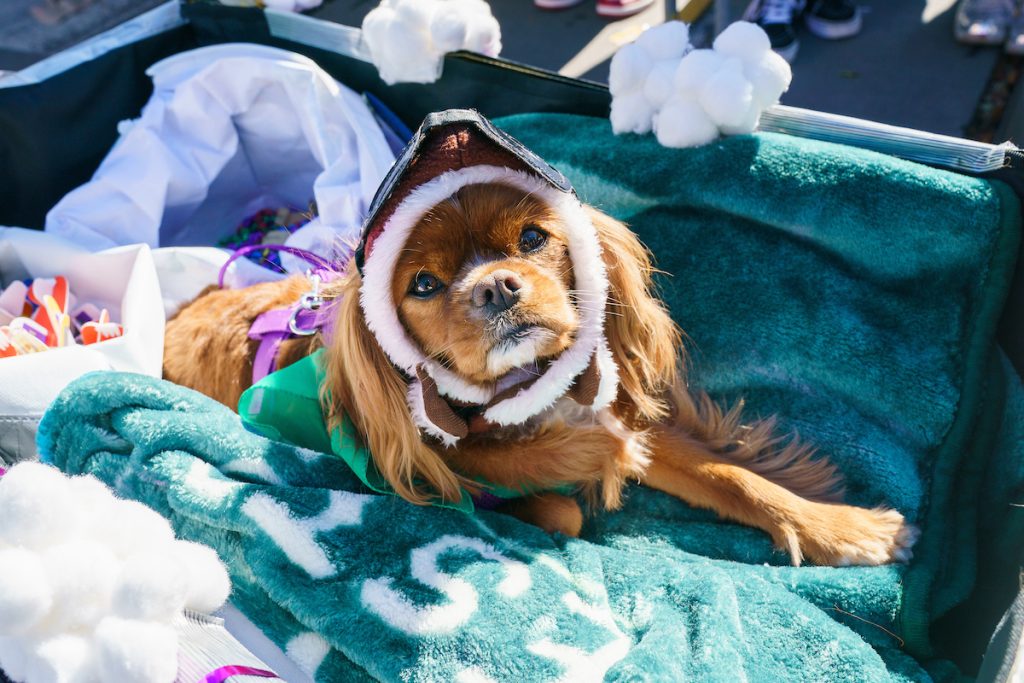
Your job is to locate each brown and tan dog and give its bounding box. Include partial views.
[165,115,915,567]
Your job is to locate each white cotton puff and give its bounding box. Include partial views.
[642,60,679,108]
[0,465,234,683]
[0,549,52,637]
[610,93,655,135]
[394,0,433,26]
[94,618,178,683]
[744,48,792,107]
[453,0,502,56]
[464,15,502,57]
[362,0,501,85]
[674,49,724,94]
[65,475,117,536]
[654,98,720,148]
[362,7,440,85]
[697,58,754,129]
[429,12,468,54]
[112,552,189,623]
[43,541,120,633]
[634,20,690,61]
[0,637,30,683]
[102,499,176,559]
[609,19,789,149]
[26,636,97,683]
[712,20,771,61]
[608,43,653,96]
[173,540,231,614]
[0,463,76,549]
[718,103,762,136]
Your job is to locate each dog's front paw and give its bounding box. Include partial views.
[780,505,919,567]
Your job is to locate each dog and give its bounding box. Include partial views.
[164,114,915,567]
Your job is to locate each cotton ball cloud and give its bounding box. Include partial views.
[112,552,189,623]
[655,98,719,148]
[94,618,178,683]
[0,463,77,548]
[26,636,97,683]
[0,549,52,636]
[608,20,792,148]
[0,463,233,683]
[362,0,501,85]
[174,541,231,614]
[608,22,691,135]
[43,541,120,632]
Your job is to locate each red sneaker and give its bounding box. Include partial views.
[535,0,586,10]
[596,0,655,17]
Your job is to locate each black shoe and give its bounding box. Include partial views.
[745,0,805,63]
[804,0,863,39]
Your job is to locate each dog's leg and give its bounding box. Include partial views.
[642,425,917,566]
[498,493,584,536]
[447,417,647,536]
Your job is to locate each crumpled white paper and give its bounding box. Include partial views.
[361,0,502,85]
[0,228,163,464]
[610,21,792,148]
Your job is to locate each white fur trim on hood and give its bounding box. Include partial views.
[358,165,619,443]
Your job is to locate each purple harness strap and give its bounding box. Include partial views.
[219,244,347,384]
[217,244,334,290]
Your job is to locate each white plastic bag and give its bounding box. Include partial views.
[0,228,164,464]
[44,43,395,268]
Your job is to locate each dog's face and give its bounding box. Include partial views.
[392,183,579,384]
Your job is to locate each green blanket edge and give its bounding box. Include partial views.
[900,178,1022,656]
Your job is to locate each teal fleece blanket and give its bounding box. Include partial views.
[39,116,1022,682]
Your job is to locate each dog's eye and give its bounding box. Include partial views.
[409,272,444,298]
[519,225,548,253]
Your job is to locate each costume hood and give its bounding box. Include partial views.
[355,109,618,445]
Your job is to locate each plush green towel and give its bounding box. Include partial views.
[38,116,1022,681]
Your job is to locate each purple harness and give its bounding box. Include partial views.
[218,244,345,384]
[219,244,527,511]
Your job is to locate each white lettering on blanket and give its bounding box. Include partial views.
[241,491,374,579]
[526,592,632,682]
[221,457,285,486]
[186,461,248,503]
[360,534,530,635]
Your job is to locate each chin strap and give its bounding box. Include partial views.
[414,351,603,442]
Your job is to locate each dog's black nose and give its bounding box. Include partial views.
[472,269,523,314]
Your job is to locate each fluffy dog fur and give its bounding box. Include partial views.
[165,183,915,566]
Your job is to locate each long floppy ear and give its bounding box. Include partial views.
[586,207,683,424]
[320,272,467,506]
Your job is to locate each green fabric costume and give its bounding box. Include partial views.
[237,349,572,512]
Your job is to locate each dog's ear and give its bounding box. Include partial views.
[321,274,467,506]
[587,207,683,423]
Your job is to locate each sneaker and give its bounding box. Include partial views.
[804,0,863,39]
[595,0,655,18]
[745,0,805,63]
[1006,13,1024,53]
[534,0,586,10]
[954,0,1014,45]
